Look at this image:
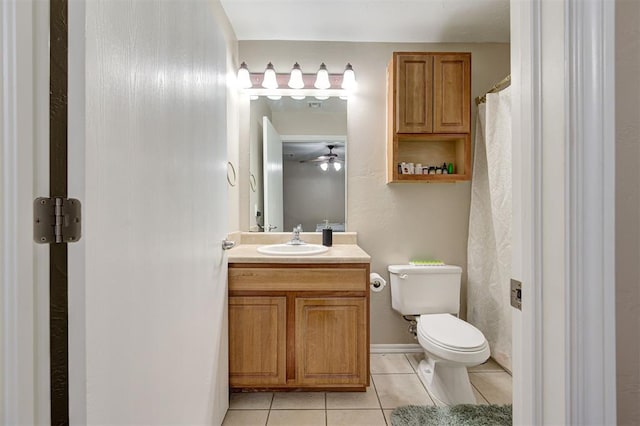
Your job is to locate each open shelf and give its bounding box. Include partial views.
[387,133,471,183]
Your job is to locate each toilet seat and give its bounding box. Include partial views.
[417,314,490,365]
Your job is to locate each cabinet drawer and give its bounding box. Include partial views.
[229,267,368,292]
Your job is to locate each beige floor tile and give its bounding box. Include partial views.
[229,392,273,410]
[326,382,380,409]
[370,353,414,374]
[472,385,489,404]
[222,409,269,426]
[404,352,425,372]
[468,357,508,373]
[383,409,395,425]
[266,409,325,426]
[469,372,512,404]
[271,392,325,410]
[326,409,387,426]
[372,374,433,409]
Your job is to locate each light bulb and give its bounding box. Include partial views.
[267,94,282,100]
[314,63,331,89]
[334,161,342,171]
[237,62,253,89]
[320,162,329,171]
[341,63,356,90]
[262,62,278,89]
[288,62,305,89]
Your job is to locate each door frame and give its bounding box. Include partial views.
[511,0,616,424]
[1,0,51,423]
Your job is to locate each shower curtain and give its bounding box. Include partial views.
[467,87,512,371]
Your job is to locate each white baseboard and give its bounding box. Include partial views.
[370,344,422,354]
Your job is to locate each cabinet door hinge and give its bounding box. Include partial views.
[34,197,81,244]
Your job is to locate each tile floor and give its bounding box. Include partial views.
[222,353,512,426]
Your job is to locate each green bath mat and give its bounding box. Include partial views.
[390,404,512,426]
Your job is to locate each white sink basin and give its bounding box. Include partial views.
[257,243,329,256]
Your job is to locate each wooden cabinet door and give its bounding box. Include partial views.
[433,54,471,133]
[229,296,286,386]
[396,54,433,133]
[295,297,367,385]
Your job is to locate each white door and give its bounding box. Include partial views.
[66,1,229,424]
[263,116,284,232]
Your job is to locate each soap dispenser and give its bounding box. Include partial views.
[322,220,333,247]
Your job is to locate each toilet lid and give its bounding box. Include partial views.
[418,314,487,352]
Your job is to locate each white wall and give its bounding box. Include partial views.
[238,41,510,344]
[76,1,235,424]
[616,0,640,423]
[282,160,345,232]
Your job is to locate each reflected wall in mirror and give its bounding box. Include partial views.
[248,97,347,233]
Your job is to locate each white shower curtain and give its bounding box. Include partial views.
[467,87,512,371]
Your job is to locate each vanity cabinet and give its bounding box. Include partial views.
[387,52,472,183]
[228,263,370,391]
[295,297,367,386]
[228,296,287,386]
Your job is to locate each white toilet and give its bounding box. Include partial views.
[388,264,490,406]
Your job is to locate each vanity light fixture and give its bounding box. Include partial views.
[237,62,253,89]
[262,62,278,89]
[341,63,356,90]
[288,62,305,89]
[314,63,331,89]
[237,62,357,98]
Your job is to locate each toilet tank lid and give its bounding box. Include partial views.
[388,264,462,274]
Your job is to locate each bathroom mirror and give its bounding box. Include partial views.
[248,96,347,233]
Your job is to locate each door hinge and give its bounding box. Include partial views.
[34,197,82,244]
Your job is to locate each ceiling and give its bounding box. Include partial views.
[283,142,345,163]
[220,0,510,43]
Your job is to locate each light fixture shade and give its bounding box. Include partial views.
[314,63,331,89]
[267,94,282,100]
[288,62,305,89]
[262,62,278,89]
[237,62,253,89]
[291,95,306,100]
[334,161,342,171]
[320,162,329,171]
[341,63,357,90]
[314,95,329,100]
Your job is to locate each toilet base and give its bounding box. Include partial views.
[416,358,477,406]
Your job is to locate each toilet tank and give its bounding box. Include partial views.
[388,265,462,316]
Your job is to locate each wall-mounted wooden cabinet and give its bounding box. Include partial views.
[228,263,370,391]
[387,52,472,183]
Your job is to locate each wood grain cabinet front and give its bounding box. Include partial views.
[228,296,287,386]
[295,297,367,386]
[228,263,370,391]
[387,52,472,183]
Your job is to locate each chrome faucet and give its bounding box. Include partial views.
[289,224,305,245]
